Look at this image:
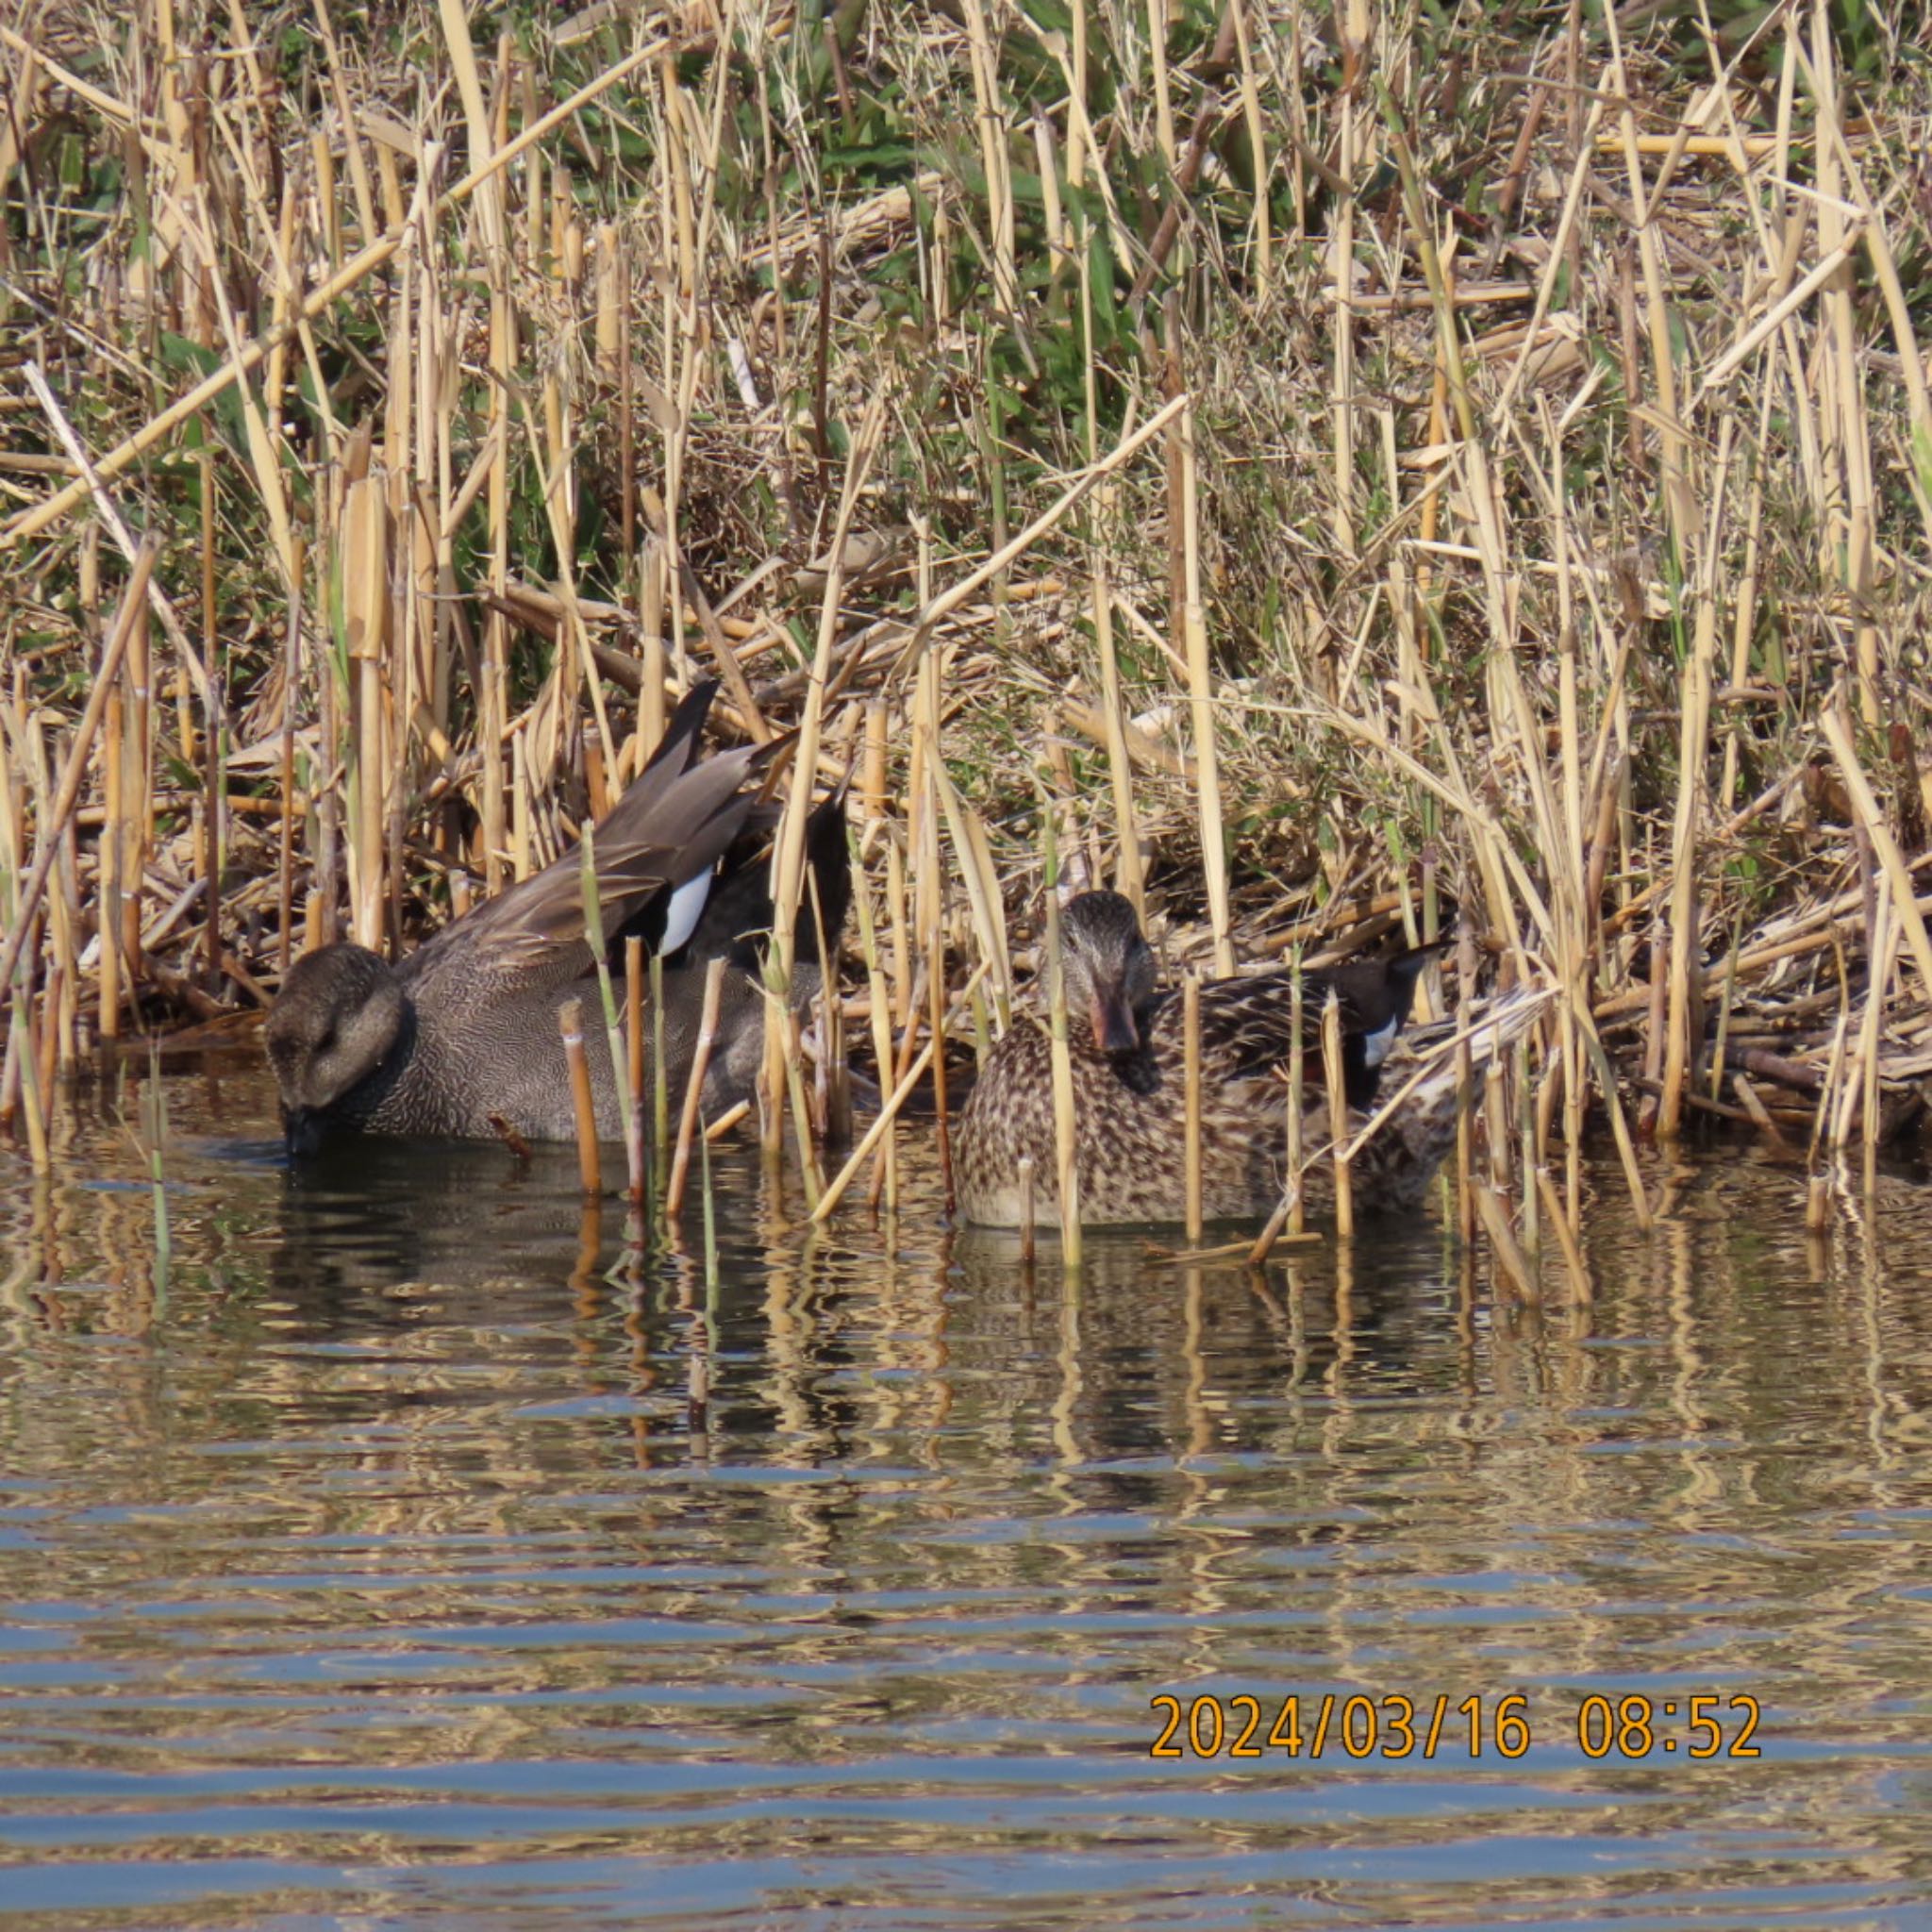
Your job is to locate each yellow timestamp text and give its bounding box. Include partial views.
[1147,1691,1762,1761]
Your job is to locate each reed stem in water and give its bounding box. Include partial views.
[667,956,727,1221]
[577,824,641,1198]
[1043,824,1082,1264]
[1182,973,1203,1241]
[1322,991,1353,1239]
[1287,958,1306,1236]
[559,996,601,1195]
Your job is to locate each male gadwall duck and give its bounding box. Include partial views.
[956,890,1471,1226]
[267,681,847,1155]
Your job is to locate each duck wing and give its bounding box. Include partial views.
[408,681,783,996]
[1158,943,1443,1107]
[664,784,852,970]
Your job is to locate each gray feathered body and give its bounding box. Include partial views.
[265,681,843,1152]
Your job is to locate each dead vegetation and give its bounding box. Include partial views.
[5,0,1932,1257]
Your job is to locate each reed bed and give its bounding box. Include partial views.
[5,0,1932,1276]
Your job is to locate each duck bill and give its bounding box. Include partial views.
[1089,984,1141,1055]
[282,1107,325,1159]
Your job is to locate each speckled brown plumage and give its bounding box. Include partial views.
[955,891,1482,1228]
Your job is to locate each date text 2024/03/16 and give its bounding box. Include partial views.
[1148,1691,1763,1761]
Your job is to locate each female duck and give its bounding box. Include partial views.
[955,890,1452,1226]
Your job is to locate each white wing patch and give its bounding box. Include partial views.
[658,867,715,956]
[1360,1013,1400,1069]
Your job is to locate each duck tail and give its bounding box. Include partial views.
[1345,988,1553,1210]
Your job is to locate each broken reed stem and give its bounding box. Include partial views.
[929,879,953,1210]
[1182,972,1203,1241]
[1454,923,1477,1245]
[1076,203,1143,913]
[4,36,669,548]
[0,539,154,1006]
[558,996,601,1195]
[100,649,122,1041]
[276,539,303,980]
[1177,396,1233,975]
[1517,1039,1537,1253]
[625,936,645,1128]
[1287,957,1306,1235]
[1044,839,1082,1265]
[651,950,670,1185]
[1475,1181,1539,1304]
[666,956,728,1221]
[9,986,48,1169]
[1018,1154,1037,1265]
[146,1037,170,1286]
[1321,991,1353,1239]
[577,823,642,1198]
[850,849,899,1214]
[811,958,992,1223]
[1535,1165,1592,1302]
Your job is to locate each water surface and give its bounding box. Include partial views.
[3,1057,1930,1928]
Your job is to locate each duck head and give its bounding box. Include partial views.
[1058,890,1158,1055]
[264,943,406,1155]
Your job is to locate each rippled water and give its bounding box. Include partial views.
[3,1054,1932,1929]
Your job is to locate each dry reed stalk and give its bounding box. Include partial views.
[811,958,992,1224]
[637,546,668,768]
[666,957,728,1222]
[576,824,643,1199]
[4,33,666,547]
[651,951,671,1179]
[1321,991,1353,1239]
[0,541,154,1004]
[1486,1060,1512,1197]
[1535,1166,1591,1303]
[1075,215,1143,911]
[10,976,47,1169]
[931,756,1014,1026]
[1226,0,1271,284]
[1018,1156,1037,1266]
[882,392,1187,680]
[99,620,123,1041]
[761,387,887,1167]
[849,851,900,1213]
[37,962,61,1101]
[1819,703,1932,993]
[626,937,645,1117]
[558,996,601,1196]
[1604,9,1690,535]
[1287,964,1307,1234]
[1051,935,1081,1267]
[1518,1041,1538,1252]
[870,954,929,1218]
[275,540,304,977]
[1044,875,1082,1264]
[1328,0,1363,552]
[1454,927,1476,1245]
[1177,399,1233,975]
[1177,972,1204,1239]
[1805,1171,1832,1234]
[339,474,388,952]
[1475,1183,1539,1305]
[1657,578,1718,1141]
[1637,928,1666,1138]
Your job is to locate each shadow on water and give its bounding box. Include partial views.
[2,1056,1932,1928]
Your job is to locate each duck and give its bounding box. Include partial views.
[955,889,1474,1227]
[266,680,848,1156]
